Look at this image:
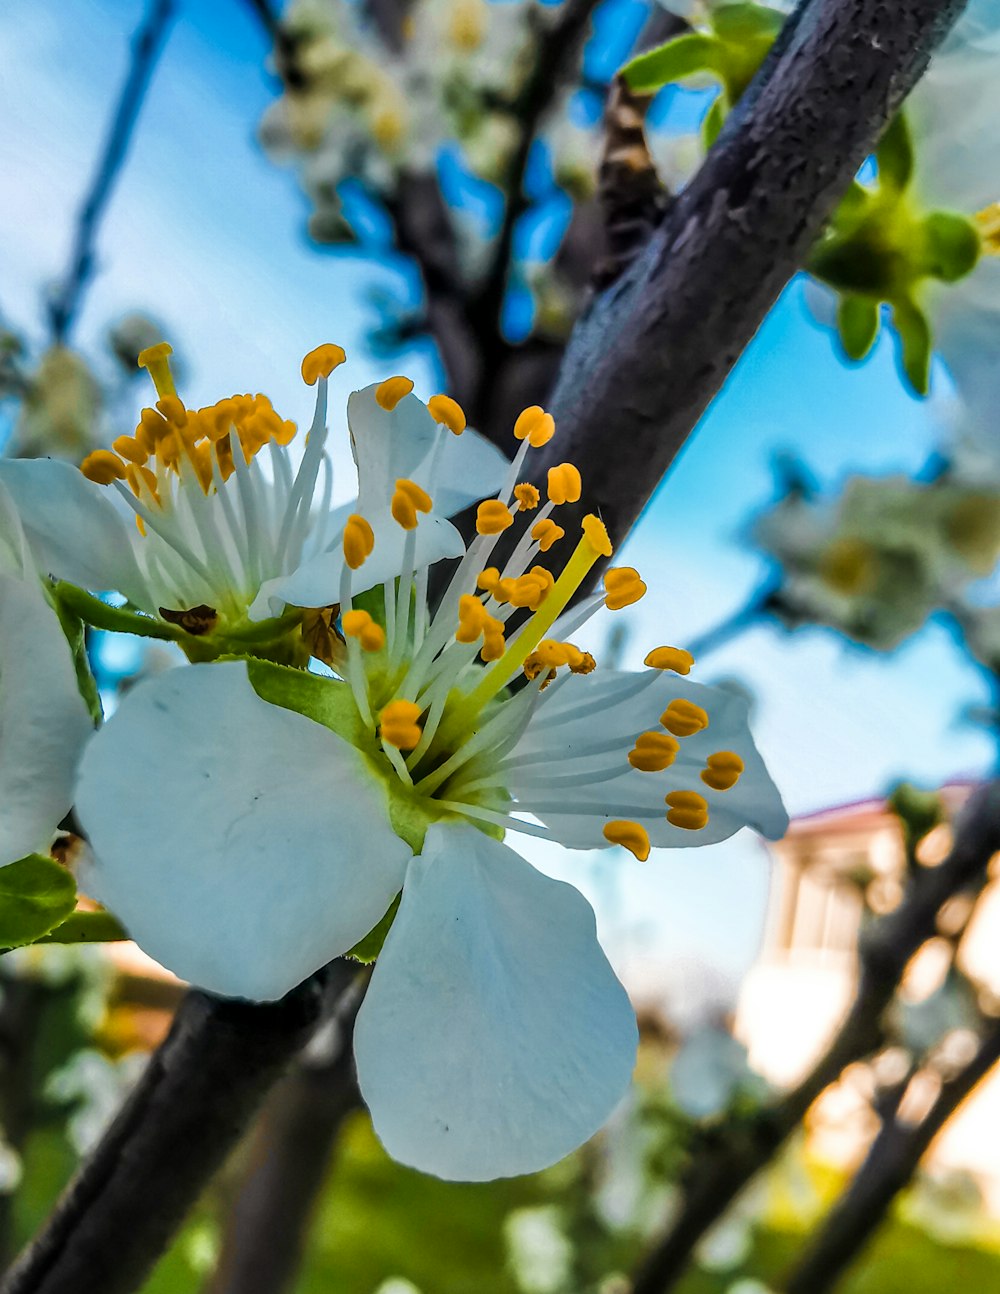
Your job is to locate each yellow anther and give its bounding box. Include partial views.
[513,405,556,447]
[570,650,597,675]
[701,750,744,792]
[343,513,375,570]
[137,342,176,399]
[81,450,128,485]
[645,646,694,675]
[975,202,1000,254]
[301,343,347,386]
[665,790,709,831]
[661,698,710,738]
[456,593,488,643]
[156,395,187,428]
[582,514,612,558]
[547,462,582,506]
[505,569,551,610]
[604,566,647,611]
[376,376,414,411]
[476,499,515,535]
[428,394,466,435]
[342,608,386,653]
[513,483,541,511]
[628,731,680,772]
[380,699,423,750]
[531,518,565,552]
[480,621,506,662]
[477,567,502,595]
[391,477,433,530]
[112,434,148,466]
[603,820,650,862]
[136,407,169,450]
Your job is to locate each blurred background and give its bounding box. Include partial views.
[3,0,1000,1290]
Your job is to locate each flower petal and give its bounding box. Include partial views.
[0,460,151,608]
[75,661,411,1000]
[349,385,440,513]
[510,670,788,849]
[354,822,637,1181]
[412,423,509,517]
[0,574,93,864]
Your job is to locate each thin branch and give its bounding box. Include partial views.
[1,961,357,1294]
[529,0,969,563]
[631,778,1000,1294]
[47,0,177,344]
[784,1020,1000,1294]
[202,971,369,1294]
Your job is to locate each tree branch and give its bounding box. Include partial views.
[1,961,357,1294]
[784,1020,1000,1294]
[531,0,970,559]
[631,777,1000,1294]
[47,0,177,344]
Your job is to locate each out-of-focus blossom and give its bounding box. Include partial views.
[10,346,101,460]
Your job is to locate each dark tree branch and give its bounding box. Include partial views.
[47,0,177,344]
[202,971,368,1294]
[1,962,357,1294]
[531,0,970,561]
[631,778,1000,1294]
[784,1020,1000,1294]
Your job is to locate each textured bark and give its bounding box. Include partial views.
[1,964,353,1294]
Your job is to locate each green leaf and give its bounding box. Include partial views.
[38,910,128,945]
[245,657,369,747]
[49,590,102,723]
[622,33,726,94]
[0,855,77,950]
[891,297,932,396]
[52,582,180,641]
[347,895,400,963]
[921,211,981,283]
[875,113,915,193]
[711,2,786,42]
[702,95,727,149]
[837,294,880,361]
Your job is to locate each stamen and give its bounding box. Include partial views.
[531,518,565,552]
[665,790,709,830]
[137,342,176,399]
[603,821,650,861]
[343,514,375,569]
[547,463,582,506]
[376,376,414,411]
[391,478,433,530]
[301,343,347,385]
[476,500,515,535]
[645,646,694,674]
[661,698,709,737]
[628,731,679,772]
[701,751,744,791]
[81,450,128,484]
[513,483,540,511]
[513,406,556,447]
[380,700,423,750]
[604,567,647,610]
[342,609,385,653]
[428,394,466,435]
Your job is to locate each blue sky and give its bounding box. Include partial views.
[1,0,992,1002]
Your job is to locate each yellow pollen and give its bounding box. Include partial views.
[547,462,582,506]
[137,342,176,399]
[477,567,502,596]
[628,731,680,772]
[156,395,187,428]
[428,394,466,435]
[603,820,650,862]
[391,478,433,530]
[604,566,647,611]
[701,750,744,791]
[112,434,148,466]
[342,608,386,653]
[380,699,423,750]
[582,514,612,557]
[506,568,553,610]
[301,343,347,385]
[531,518,565,552]
[665,790,709,831]
[645,646,694,674]
[513,405,556,447]
[343,513,376,569]
[514,483,541,511]
[476,499,515,535]
[81,449,128,485]
[571,650,596,674]
[376,376,414,411]
[661,698,710,738]
[975,202,1000,254]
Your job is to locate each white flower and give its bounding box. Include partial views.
[0,479,92,866]
[0,343,506,655]
[74,368,786,1180]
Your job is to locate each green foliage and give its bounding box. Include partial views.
[38,910,128,944]
[0,856,77,950]
[52,582,180,642]
[887,782,945,861]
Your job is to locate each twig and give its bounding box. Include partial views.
[47,0,177,344]
[202,971,369,1294]
[784,1020,1000,1294]
[631,778,1000,1294]
[530,0,969,565]
[1,961,357,1294]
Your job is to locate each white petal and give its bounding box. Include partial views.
[354,822,637,1181]
[413,425,509,517]
[348,385,439,513]
[0,460,151,608]
[511,670,788,848]
[0,575,93,864]
[76,662,411,1000]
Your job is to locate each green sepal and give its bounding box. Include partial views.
[920,211,981,283]
[622,32,726,94]
[0,855,78,950]
[711,1,786,43]
[875,113,914,193]
[891,297,932,395]
[702,95,727,149]
[39,909,128,944]
[347,895,400,963]
[837,294,880,361]
[52,582,180,642]
[245,656,368,748]
[49,588,102,723]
